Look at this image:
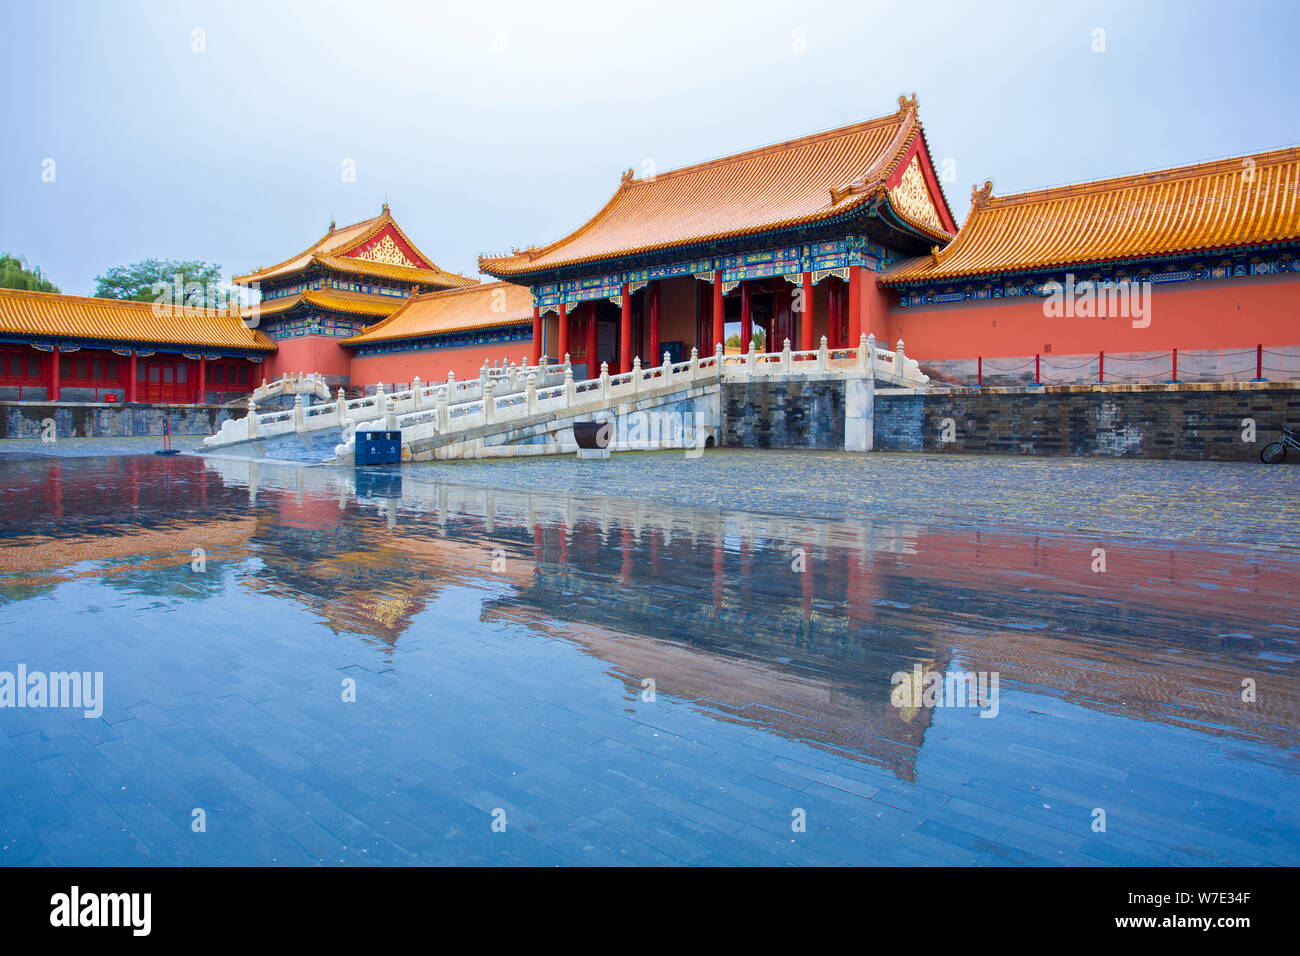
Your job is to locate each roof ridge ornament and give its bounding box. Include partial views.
[382,201,390,216]
[620,168,635,187]
[971,180,994,208]
[898,92,918,112]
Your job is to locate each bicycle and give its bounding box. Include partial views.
[1260,425,1299,463]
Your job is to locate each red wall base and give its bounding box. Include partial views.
[886,274,1300,360]
[348,339,536,389]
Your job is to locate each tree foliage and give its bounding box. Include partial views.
[725,329,766,351]
[0,254,59,292]
[94,258,223,305]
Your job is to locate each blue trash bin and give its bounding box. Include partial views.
[356,430,401,466]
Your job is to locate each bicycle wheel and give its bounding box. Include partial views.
[1261,441,1287,464]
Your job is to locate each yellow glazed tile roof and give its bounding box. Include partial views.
[0,288,276,351]
[313,254,479,288]
[885,146,1300,285]
[480,96,954,276]
[343,282,534,345]
[234,205,474,289]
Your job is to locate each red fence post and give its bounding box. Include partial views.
[1034,353,1041,386]
[1254,343,1266,381]
[977,356,983,388]
[1169,348,1180,384]
[1098,351,1104,385]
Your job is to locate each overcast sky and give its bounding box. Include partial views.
[3,0,1297,295]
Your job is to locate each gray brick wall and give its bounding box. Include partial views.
[721,380,845,449]
[874,384,1300,461]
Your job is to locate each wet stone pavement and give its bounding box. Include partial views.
[0,447,1296,866]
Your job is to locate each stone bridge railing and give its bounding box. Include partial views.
[205,361,564,448]
[333,333,926,461]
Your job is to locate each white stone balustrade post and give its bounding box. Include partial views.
[896,337,908,372]
[864,333,875,376]
[599,362,609,400]
[246,397,258,438]
[293,393,306,432]
[412,376,423,409]
[714,343,724,378]
[782,339,792,372]
[662,351,672,385]
[563,352,572,377]
[632,356,641,394]
[564,366,576,406]
[482,379,495,424]
[437,391,449,432]
[526,372,537,415]
[690,346,699,380]
[336,387,347,424]
[818,335,828,370]
[746,347,757,376]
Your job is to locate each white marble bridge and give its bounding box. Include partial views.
[202,334,929,462]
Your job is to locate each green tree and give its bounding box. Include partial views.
[0,254,59,292]
[94,258,223,306]
[725,329,766,352]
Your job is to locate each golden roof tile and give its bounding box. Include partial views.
[884,146,1300,285]
[479,96,955,277]
[233,206,471,289]
[0,288,276,351]
[342,282,533,345]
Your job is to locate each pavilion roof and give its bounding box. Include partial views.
[884,146,1300,286]
[241,288,406,323]
[233,205,477,290]
[342,281,533,346]
[0,288,276,351]
[478,95,956,278]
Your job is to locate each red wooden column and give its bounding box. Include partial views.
[49,346,60,402]
[800,272,814,351]
[828,280,841,348]
[619,282,631,373]
[196,357,206,404]
[739,280,752,353]
[585,301,598,376]
[711,271,724,353]
[847,266,863,345]
[127,354,138,403]
[557,303,569,362]
[530,306,542,366]
[649,281,660,363]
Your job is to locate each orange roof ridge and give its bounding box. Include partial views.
[480,96,945,276]
[234,205,455,285]
[883,145,1300,286]
[980,146,1300,209]
[0,287,275,351]
[618,104,914,191]
[342,281,533,346]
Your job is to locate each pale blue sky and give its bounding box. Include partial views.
[2,0,1297,295]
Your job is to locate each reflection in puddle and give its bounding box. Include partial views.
[0,452,1297,865]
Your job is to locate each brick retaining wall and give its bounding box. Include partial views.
[874,383,1300,460]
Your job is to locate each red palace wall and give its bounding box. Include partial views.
[262,336,353,384]
[879,273,1300,361]
[349,338,537,388]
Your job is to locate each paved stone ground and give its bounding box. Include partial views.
[0,436,208,459]
[0,450,1296,866]
[422,448,1300,552]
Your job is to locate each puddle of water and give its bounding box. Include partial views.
[0,452,1296,866]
